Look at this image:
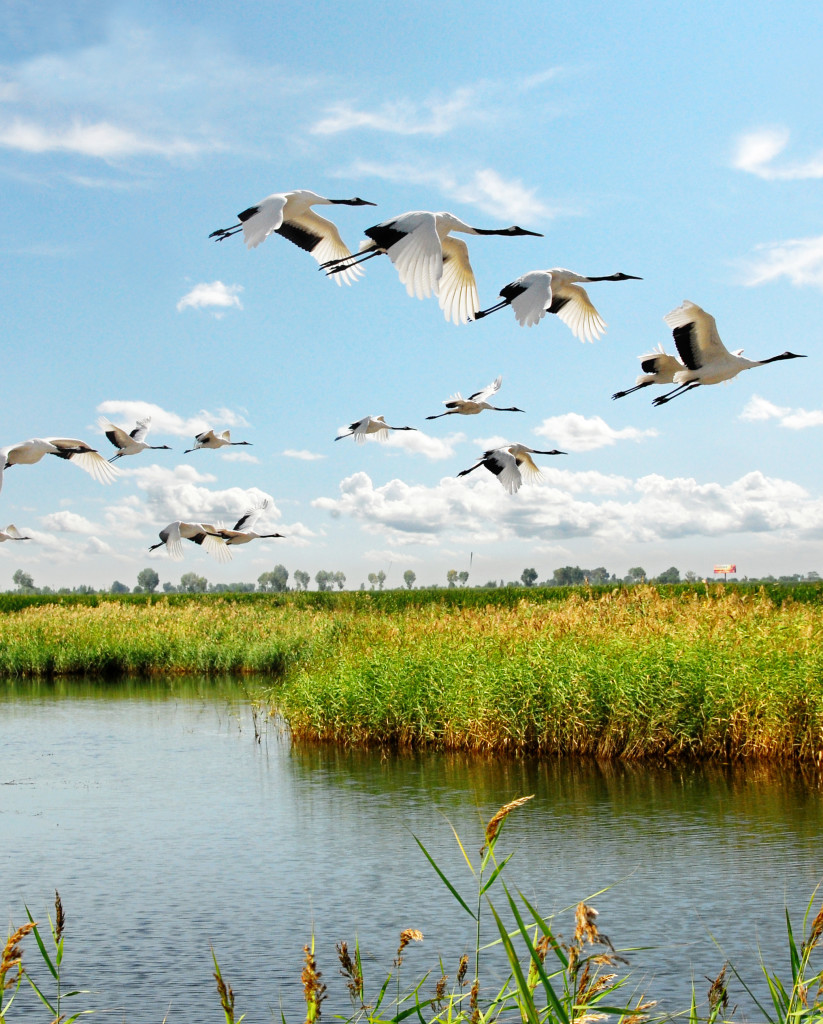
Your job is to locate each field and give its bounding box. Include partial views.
[2,584,823,763]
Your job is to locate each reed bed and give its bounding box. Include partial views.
[2,586,823,762]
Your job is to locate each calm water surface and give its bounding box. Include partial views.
[2,678,822,1022]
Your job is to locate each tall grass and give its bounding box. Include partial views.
[2,586,823,762]
[6,802,823,1023]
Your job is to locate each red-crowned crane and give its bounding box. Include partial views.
[0,524,30,542]
[209,189,376,285]
[206,500,284,546]
[184,429,252,453]
[611,344,684,400]
[0,436,119,493]
[149,520,232,562]
[323,210,542,323]
[98,416,171,461]
[474,268,641,341]
[458,443,566,494]
[653,301,807,406]
[426,376,524,419]
[334,415,417,443]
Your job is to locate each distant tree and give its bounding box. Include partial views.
[137,568,160,593]
[446,569,458,588]
[210,581,255,593]
[521,568,538,587]
[259,565,289,592]
[162,581,178,593]
[656,566,681,584]
[806,571,821,582]
[315,570,333,592]
[180,572,208,593]
[458,571,469,587]
[293,570,310,591]
[483,579,499,588]
[403,570,416,590]
[684,571,698,583]
[375,570,386,590]
[73,584,96,595]
[552,566,586,586]
[626,566,646,583]
[12,569,35,592]
[110,580,130,594]
[589,566,610,584]
[333,571,346,590]
[367,573,377,590]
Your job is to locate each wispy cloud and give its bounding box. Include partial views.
[333,426,464,461]
[0,117,207,159]
[96,400,250,439]
[741,394,823,429]
[741,234,823,290]
[176,281,244,315]
[312,88,476,137]
[534,413,658,452]
[732,127,823,180]
[346,159,559,222]
[283,449,326,461]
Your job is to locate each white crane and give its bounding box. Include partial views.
[323,211,542,324]
[652,300,807,406]
[149,520,232,562]
[473,268,641,341]
[334,415,417,443]
[458,443,566,494]
[209,189,376,285]
[0,524,30,542]
[184,429,252,453]
[0,437,119,493]
[98,416,171,461]
[206,500,284,546]
[425,376,525,419]
[611,344,684,400]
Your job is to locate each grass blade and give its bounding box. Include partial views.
[412,834,477,920]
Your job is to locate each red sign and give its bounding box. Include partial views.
[713,564,736,574]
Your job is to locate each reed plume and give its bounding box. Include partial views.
[393,929,423,967]
[302,941,327,1024]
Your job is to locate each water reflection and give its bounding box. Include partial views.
[2,679,821,1022]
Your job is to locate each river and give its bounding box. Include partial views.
[2,678,821,1022]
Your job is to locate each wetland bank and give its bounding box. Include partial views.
[3,584,823,1022]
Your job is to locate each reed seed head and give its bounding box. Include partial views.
[336,941,363,1003]
[54,890,65,942]
[394,928,423,966]
[434,973,447,1007]
[214,969,236,1023]
[803,904,823,954]
[302,942,327,1023]
[457,953,469,987]
[481,794,534,853]
[1,922,37,989]
[574,903,600,946]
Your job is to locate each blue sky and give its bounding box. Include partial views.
[2,0,822,590]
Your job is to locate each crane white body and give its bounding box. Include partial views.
[209,189,376,286]
[426,376,524,419]
[0,524,30,542]
[325,210,542,324]
[207,500,284,546]
[0,436,119,493]
[458,443,566,494]
[474,268,641,341]
[149,520,232,562]
[653,301,807,405]
[612,344,684,399]
[334,415,417,443]
[98,416,171,461]
[184,429,252,453]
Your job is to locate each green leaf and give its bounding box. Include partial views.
[412,834,477,920]
[518,893,569,969]
[488,900,542,1024]
[502,887,569,1024]
[24,908,57,981]
[23,972,57,1014]
[480,853,513,895]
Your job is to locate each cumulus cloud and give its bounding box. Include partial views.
[534,412,658,452]
[176,281,243,315]
[39,510,98,534]
[283,449,326,461]
[732,127,823,180]
[314,468,823,546]
[741,395,823,429]
[95,400,250,440]
[334,425,464,461]
[742,234,823,290]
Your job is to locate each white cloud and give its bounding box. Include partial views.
[283,449,326,461]
[312,88,476,136]
[176,281,243,314]
[732,127,823,180]
[39,510,98,534]
[741,395,823,430]
[95,400,250,440]
[333,425,464,461]
[0,117,206,159]
[345,159,560,222]
[314,468,823,546]
[220,450,260,464]
[534,412,658,452]
[742,234,823,290]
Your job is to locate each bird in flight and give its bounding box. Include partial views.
[149,520,232,562]
[458,443,566,494]
[334,415,417,443]
[98,416,171,461]
[426,376,524,419]
[184,429,252,453]
[611,344,684,400]
[206,500,284,546]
